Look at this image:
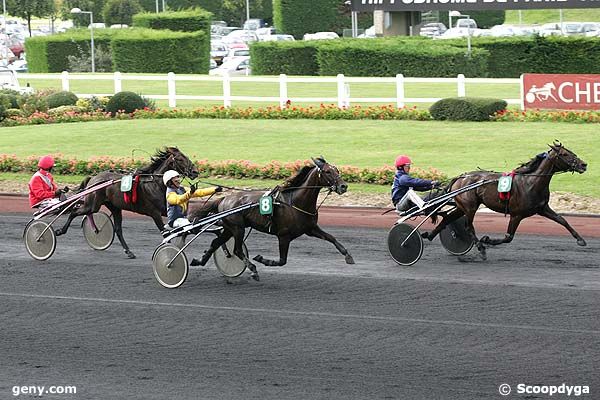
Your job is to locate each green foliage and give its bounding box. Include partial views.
[67,44,114,72]
[274,0,340,39]
[0,95,11,122]
[18,92,51,117]
[430,97,507,121]
[0,90,21,109]
[46,91,79,109]
[105,91,146,115]
[62,0,107,24]
[25,28,206,73]
[103,0,143,26]
[132,8,212,33]
[47,105,86,116]
[7,0,54,22]
[316,39,488,77]
[251,41,319,75]
[111,29,208,73]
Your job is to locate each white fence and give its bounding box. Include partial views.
[19,71,523,109]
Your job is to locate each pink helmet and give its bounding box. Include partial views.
[395,155,411,168]
[38,155,55,170]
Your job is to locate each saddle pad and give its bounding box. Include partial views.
[121,175,133,192]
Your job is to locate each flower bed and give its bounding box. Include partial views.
[0,154,445,186]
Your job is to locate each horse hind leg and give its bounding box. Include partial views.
[253,235,291,267]
[306,225,355,264]
[480,215,523,246]
[107,205,135,259]
[422,208,464,241]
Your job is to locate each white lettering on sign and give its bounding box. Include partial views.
[556,81,600,104]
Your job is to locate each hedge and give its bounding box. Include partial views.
[315,39,488,77]
[430,97,507,121]
[132,8,212,33]
[25,28,208,74]
[111,29,208,73]
[273,0,339,40]
[251,41,319,75]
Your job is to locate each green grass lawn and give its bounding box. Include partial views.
[1,119,597,197]
[505,9,600,25]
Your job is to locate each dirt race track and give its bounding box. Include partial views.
[1,194,599,399]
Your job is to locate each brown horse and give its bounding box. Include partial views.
[55,147,198,258]
[189,157,355,281]
[423,142,587,259]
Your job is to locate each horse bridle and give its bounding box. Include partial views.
[548,147,580,173]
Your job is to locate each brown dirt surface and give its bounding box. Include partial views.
[2,179,599,214]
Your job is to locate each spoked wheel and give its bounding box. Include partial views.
[387,223,424,266]
[152,243,189,289]
[23,220,57,261]
[439,215,474,256]
[213,237,248,278]
[82,211,115,251]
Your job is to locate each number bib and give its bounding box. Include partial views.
[497,175,512,193]
[259,195,273,215]
[121,175,133,192]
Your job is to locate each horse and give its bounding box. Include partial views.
[55,147,198,259]
[188,157,355,281]
[422,141,587,260]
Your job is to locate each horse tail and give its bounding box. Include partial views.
[189,197,224,220]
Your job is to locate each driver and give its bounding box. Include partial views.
[391,155,439,212]
[163,170,222,228]
[28,155,68,208]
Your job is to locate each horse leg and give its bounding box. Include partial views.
[462,209,487,260]
[305,225,355,264]
[422,208,464,241]
[480,215,523,246]
[107,205,136,259]
[230,228,260,281]
[253,235,291,267]
[55,201,95,236]
[538,205,586,246]
[192,230,233,267]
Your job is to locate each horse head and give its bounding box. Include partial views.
[548,141,587,174]
[164,147,199,179]
[311,156,348,195]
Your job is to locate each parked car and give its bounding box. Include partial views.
[221,47,250,64]
[209,56,251,76]
[303,32,339,40]
[223,30,258,45]
[260,34,295,42]
[6,36,24,58]
[454,18,477,29]
[419,22,447,38]
[210,42,229,65]
[243,19,266,31]
[0,67,33,93]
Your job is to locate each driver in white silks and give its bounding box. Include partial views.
[391,155,439,212]
[163,170,222,228]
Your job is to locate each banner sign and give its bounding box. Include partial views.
[351,0,600,12]
[522,74,600,111]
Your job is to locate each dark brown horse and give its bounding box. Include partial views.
[423,142,587,259]
[55,147,198,258]
[189,157,355,281]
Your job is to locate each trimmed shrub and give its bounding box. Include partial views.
[251,41,319,75]
[111,29,208,73]
[430,97,506,121]
[47,105,86,116]
[4,108,23,118]
[106,91,146,115]
[274,0,340,39]
[132,8,212,33]
[0,90,20,108]
[46,91,79,109]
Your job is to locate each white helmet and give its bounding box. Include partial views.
[163,170,180,186]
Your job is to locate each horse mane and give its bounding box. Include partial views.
[515,152,546,174]
[280,165,315,189]
[137,147,177,174]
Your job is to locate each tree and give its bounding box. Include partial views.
[62,0,106,25]
[103,0,143,26]
[7,0,55,36]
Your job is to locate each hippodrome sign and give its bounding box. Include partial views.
[351,0,600,12]
[522,74,600,110]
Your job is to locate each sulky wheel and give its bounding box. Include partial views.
[439,215,474,256]
[82,211,115,251]
[387,223,424,266]
[152,243,189,289]
[213,237,248,278]
[23,220,57,261]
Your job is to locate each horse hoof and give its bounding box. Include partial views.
[480,235,490,244]
[345,254,355,264]
[251,273,260,282]
[420,232,432,241]
[190,258,202,266]
[253,255,262,262]
[54,228,63,236]
[126,252,136,259]
[577,238,587,246]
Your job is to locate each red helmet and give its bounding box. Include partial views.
[38,155,55,170]
[395,155,411,168]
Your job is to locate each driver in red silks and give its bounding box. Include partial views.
[28,155,67,208]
